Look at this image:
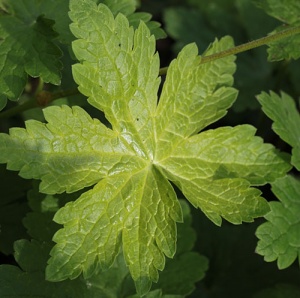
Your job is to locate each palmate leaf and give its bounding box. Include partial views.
[0,0,291,295]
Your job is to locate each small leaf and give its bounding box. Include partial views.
[254,0,300,61]
[254,0,300,25]
[257,91,300,170]
[256,175,300,269]
[267,26,300,61]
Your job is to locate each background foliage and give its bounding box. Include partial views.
[0,0,300,297]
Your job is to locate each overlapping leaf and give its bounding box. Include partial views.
[0,0,164,109]
[0,199,207,297]
[0,0,63,100]
[254,0,300,61]
[0,0,291,295]
[257,91,300,170]
[256,175,300,269]
[256,91,300,269]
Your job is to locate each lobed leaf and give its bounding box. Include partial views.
[47,167,182,295]
[154,37,237,160]
[254,0,300,25]
[158,125,291,185]
[70,0,160,157]
[0,0,63,100]
[0,105,142,194]
[256,175,300,269]
[254,0,300,61]
[0,0,293,295]
[0,200,206,297]
[257,91,300,170]
[156,124,290,225]
[267,26,300,61]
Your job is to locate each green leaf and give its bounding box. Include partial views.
[253,284,300,298]
[0,200,206,297]
[82,200,207,297]
[254,284,300,298]
[163,7,215,53]
[254,0,300,25]
[100,0,166,39]
[0,95,7,111]
[0,240,92,298]
[46,167,182,295]
[128,12,166,40]
[70,1,160,158]
[0,105,143,194]
[154,37,237,160]
[23,185,63,242]
[267,26,300,61]
[256,175,300,269]
[254,1,300,61]
[0,164,30,254]
[0,202,29,255]
[0,0,63,100]
[257,91,300,170]
[157,124,290,225]
[101,0,136,16]
[0,1,291,295]
[152,200,208,296]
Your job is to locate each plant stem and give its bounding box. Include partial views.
[0,88,79,120]
[0,97,37,119]
[159,25,300,75]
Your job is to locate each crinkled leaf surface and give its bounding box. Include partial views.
[0,200,206,297]
[0,0,291,295]
[0,0,63,100]
[254,0,300,61]
[256,175,300,269]
[257,91,300,170]
[23,182,84,243]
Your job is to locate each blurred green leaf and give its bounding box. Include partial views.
[254,284,300,298]
[267,26,300,61]
[164,7,214,53]
[0,164,30,254]
[254,0,300,61]
[254,0,300,25]
[0,95,7,111]
[0,0,63,100]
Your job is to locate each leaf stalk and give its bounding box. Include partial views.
[159,25,300,75]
